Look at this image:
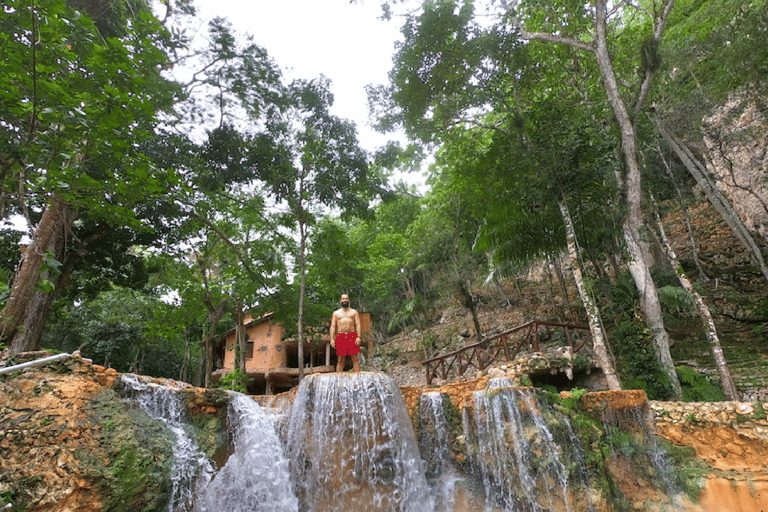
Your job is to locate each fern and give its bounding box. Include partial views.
[657,285,693,313]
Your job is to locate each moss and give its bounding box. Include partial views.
[81,388,174,512]
[190,412,227,461]
[656,439,708,500]
[441,395,467,466]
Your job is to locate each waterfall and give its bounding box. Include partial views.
[601,402,679,501]
[119,373,680,512]
[284,373,434,512]
[121,375,209,512]
[419,392,462,510]
[192,394,298,512]
[472,386,583,512]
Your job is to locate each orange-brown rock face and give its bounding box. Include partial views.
[651,400,768,512]
[0,354,113,511]
[0,353,229,512]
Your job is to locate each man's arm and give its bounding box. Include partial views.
[330,311,337,348]
[354,310,361,347]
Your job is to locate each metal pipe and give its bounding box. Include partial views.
[0,352,71,375]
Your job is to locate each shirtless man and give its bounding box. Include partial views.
[329,293,361,373]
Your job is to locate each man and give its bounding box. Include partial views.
[329,293,361,373]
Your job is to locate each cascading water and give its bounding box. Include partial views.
[120,372,677,512]
[418,392,462,510]
[121,375,209,512]
[192,394,298,512]
[601,401,680,502]
[284,373,434,512]
[471,385,586,512]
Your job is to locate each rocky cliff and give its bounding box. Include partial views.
[2,354,768,512]
[0,353,228,512]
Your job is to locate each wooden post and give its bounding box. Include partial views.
[325,342,331,366]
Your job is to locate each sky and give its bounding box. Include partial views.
[193,0,405,154]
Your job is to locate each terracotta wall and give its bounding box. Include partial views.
[222,320,286,371]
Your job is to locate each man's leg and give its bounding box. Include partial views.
[337,355,346,373]
[351,354,360,373]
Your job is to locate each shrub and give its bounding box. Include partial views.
[676,366,725,402]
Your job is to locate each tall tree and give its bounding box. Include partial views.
[255,78,386,380]
[501,0,680,397]
[0,0,181,353]
[375,0,624,387]
[375,0,682,396]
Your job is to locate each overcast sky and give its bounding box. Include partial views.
[193,0,404,153]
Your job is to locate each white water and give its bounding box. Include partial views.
[419,392,463,511]
[192,394,298,512]
[121,376,209,512]
[122,373,675,512]
[472,386,575,512]
[284,373,434,512]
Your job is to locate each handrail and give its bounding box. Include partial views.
[421,320,591,385]
[0,352,92,375]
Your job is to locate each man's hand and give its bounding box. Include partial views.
[355,336,361,347]
[331,339,336,349]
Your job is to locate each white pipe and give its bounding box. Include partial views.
[0,352,71,375]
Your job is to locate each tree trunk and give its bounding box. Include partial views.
[653,206,740,400]
[559,199,622,390]
[653,117,768,282]
[594,0,681,398]
[655,140,709,281]
[2,196,77,354]
[458,279,482,341]
[232,301,248,390]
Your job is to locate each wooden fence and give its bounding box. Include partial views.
[421,320,592,385]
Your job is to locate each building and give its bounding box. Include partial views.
[212,312,373,394]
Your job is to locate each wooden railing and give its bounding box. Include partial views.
[421,320,592,385]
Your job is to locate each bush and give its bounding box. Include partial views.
[610,318,673,400]
[676,366,725,402]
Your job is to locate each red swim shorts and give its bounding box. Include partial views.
[335,332,360,356]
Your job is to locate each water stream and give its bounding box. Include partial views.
[122,373,678,512]
[418,392,463,510]
[192,394,298,512]
[472,384,581,512]
[121,376,209,512]
[283,373,434,512]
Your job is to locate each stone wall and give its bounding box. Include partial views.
[650,400,768,512]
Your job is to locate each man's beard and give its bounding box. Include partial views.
[341,301,350,308]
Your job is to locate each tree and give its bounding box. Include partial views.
[651,202,740,400]
[375,0,624,387]
[375,0,682,397]
[502,0,680,397]
[0,0,181,353]
[255,78,386,380]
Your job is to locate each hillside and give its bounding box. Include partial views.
[369,199,768,398]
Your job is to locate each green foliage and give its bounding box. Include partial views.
[0,489,19,511]
[0,0,179,219]
[218,368,253,394]
[658,0,768,128]
[35,251,63,293]
[611,317,673,400]
[676,366,726,402]
[753,296,768,336]
[83,388,174,512]
[42,288,186,378]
